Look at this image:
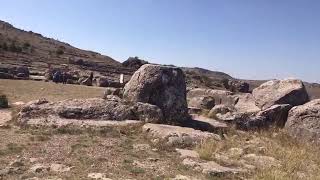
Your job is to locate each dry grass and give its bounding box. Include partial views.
[0,79,105,103]
[196,129,320,179]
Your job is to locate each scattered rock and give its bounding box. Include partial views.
[29,164,50,173]
[176,149,200,159]
[242,154,279,169]
[50,163,72,173]
[187,88,236,106]
[103,87,122,97]
[12,101,25,106]
[208,105,233,118]
[171,175,199,180]
[252,79,309,110]
[285,99,320,143]
[133,144,151,151]
[182,158,244,176]
[124,64,189,124]
[142,123,220,146]
[225,80,250,93]
[188,96,215,110]
[189,114,228,133]
[257,104,292,128]
[88,172,112,180]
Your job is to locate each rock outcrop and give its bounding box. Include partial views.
[124,64,189,124]
[285,99,320,143]
[252,79,309,110]
[122,57,149,70]
[18,98,164,125]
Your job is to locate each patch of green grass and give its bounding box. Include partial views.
[0,143,25,156]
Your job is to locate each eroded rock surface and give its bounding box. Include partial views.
[285,99,320,143]
[18,98,163,125]
[142,123,220,146]
[252,79,309,110]
[124,64,189,124]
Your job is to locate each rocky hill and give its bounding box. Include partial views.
[0,20,134,81]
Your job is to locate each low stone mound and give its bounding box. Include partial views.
[142,123,220,146]
[252,79,309,110]
[18,98,164,125]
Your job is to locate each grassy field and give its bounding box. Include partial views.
[0,79,105,103]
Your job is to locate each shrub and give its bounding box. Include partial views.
[0,94,9,108]
[56,48,64,55]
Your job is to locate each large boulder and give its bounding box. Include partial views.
[18,98,164,125]
[123,64,189,124]
[285,99,320,144]
[15,66,30,78]
[252,79,309,110]
[188,96,215,110]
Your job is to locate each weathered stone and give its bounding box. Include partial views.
[124,64,189,124]
[50,163,72,173]
[18,98,163,125]
[242,154,280,169]
[252,79,309,110]
[103,87,122,98]
[29,164,50,173]
[257,104,292,128]
[170,175,199,180]
[285,99,320,144]
[232,93,261,113]
[176,148,200,159]
[182,158,244,176]
[189,114,229,133]
[208,105,233,118]
[187,88,237,106]
[188,96,215,110]
[226,80,250,93]
[142,123,220,146]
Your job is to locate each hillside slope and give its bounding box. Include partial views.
[0,20,134,80]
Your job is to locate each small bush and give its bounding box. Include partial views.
[0,94,9,108]
[56,48,64,55]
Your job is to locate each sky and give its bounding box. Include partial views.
[0,0,319,82]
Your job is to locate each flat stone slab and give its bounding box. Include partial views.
[190,114,228,132]
[142,123,220,146]
[0,109,11,126]
[182,158,245,176]
[23,115,142,128]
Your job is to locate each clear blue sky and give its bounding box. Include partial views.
[1,0,319,82]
